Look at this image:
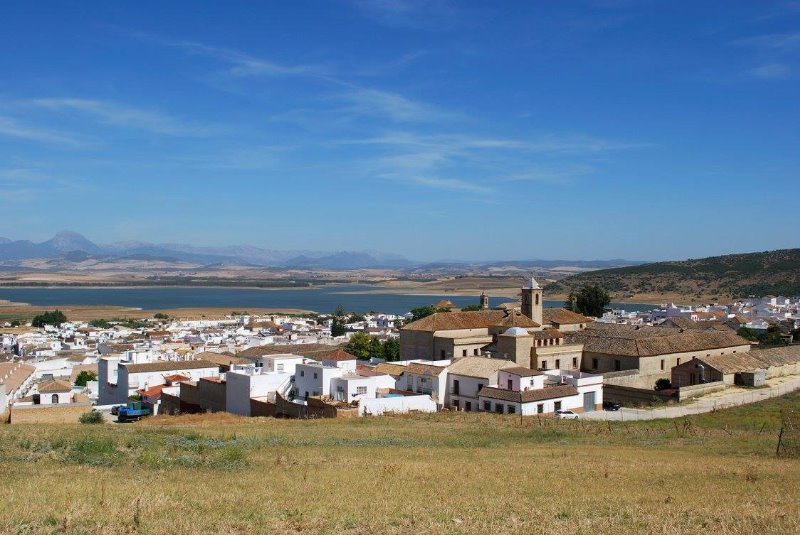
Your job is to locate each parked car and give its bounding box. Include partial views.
[555,410,579,420]
[603,400,621,411]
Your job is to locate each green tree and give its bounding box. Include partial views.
[566,286,610,317]
[330,305,348,337]
[89,319,111,329]
[349,313,366,323]
[382,337,400,362]
[460,304,482,312]
[409,305,451,323]
[153,313,169,320]
[346,332,373,360]
[369,337,384,360]
[75,370,98,387]
[31,310,67,328]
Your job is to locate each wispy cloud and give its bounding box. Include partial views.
[334,87,454,122]
[733,32,800,50]
[749,63,792,79]
[26,98,217,136]
[0,115,88,146]
[409,176,491,193]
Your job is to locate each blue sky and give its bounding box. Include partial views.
[0,1,798,261]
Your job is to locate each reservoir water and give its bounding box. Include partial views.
[0,286,656,315]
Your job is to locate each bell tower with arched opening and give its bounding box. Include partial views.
[521,276,543,326]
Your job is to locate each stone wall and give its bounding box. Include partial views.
[676,381,726,401]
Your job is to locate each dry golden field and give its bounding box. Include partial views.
[1,394,798,534]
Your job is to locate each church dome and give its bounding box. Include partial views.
[503,327,529,337]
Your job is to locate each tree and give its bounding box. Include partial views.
[349,313,366,323]
[153,313,169,320]
[460,304,482,312]
[565,286,610,317]
[409,305,451,323]
[89,319,110,329]
[383,337,400,362]
[330,305,348,337]
[31,310,67,328]
[346,332,373,360]
[75,370,98,387]
[368,337,384,359]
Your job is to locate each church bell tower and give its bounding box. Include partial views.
[521,276,543,326]
[480,291,489,310]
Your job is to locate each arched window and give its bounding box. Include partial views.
[535,294,539,305]
[51,394,59,404]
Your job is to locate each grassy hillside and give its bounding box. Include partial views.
[546,248,800,301]
[2,393,799,533]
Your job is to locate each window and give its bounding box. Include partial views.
[313,372,318,379]
[614,360,621,371]
[507,379,513,390]
[51,394,59,404]
[660,359,665,371]
[462,349,467,357]
[453,379,460,395]
[507,405,516,414]
[537,403,544,414]
[495,403,504,414]
[677,358,681,366]
[465,401,472,412]
[474,348,479,356]
[535,294,539,305]
[300,370,305,377]
[572,357,578,368]
[554,401,562,411]
[483,401,491,411]
[541,360,547,370]
[277,363,284,372]
[555,359,561,369]
[356,386,367,395]
[477,383,484,395]
[592,358,598,369]
[452,399,459,410]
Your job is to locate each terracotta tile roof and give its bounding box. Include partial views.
[446,357,515,379]
[138,384,169,398]
[501,366,542,377]
[38,378,73,393]
[532,330,564,340]
[566,324,750,358]
[320,349,358,362]
[236,343,344,359]
[374,362,407,377]
[542,308,590,326]
[750,346,800,367]
[123,359,218,374]
[402,310,539,332]
[404,362,446,376]
[660,317,732,331]
[164,374,191,383]
[194,351,250,366]
[479,384,578,403]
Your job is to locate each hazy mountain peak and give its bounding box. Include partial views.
[43,231,100,253]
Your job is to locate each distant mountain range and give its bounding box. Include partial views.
[0,231,644,271]
[546,248,800,299]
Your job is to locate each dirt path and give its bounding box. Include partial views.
[584,376,800,421]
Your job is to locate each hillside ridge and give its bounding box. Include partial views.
[546,248,800,301]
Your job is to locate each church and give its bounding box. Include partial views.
[399,278,589,371]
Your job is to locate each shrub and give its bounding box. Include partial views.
[78,410,104,425]
[655,378,672,391]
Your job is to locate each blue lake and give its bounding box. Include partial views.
[0,286,656,315]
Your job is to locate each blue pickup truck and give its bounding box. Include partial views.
[115,401,152,423]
